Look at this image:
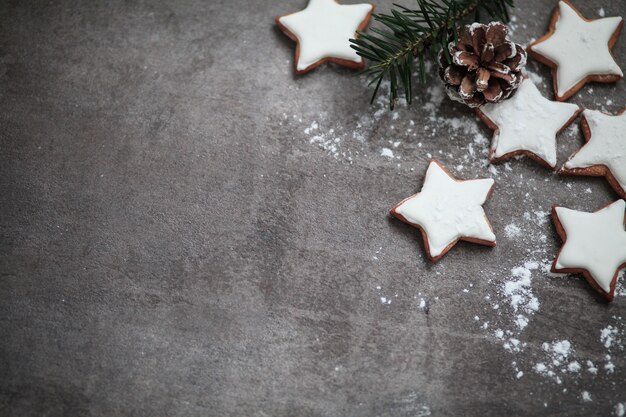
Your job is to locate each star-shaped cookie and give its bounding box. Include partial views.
[551,199,626,301]
[276,0,374,74]
[390,161,496,262]
[528,1,624,101]
[560,109,626,199]
[476,78,580,169]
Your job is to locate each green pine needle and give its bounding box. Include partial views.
[350,0,515,109]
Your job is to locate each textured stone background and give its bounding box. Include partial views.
[1,0,625,416]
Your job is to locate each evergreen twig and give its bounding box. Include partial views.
[350,0,515,109]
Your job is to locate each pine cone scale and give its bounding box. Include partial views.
[494,43,514,62]
[460,76,477,98]
[454,51,480,70]
[482,43,495,63]
[484,81,503,102]
[470,25,486,54]
[504,45,527,71]
[476,67,490,91]
[487,62,510,74]
[444,66,464,86]
[485,23,506,45]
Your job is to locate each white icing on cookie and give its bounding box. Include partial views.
[393,161,495,258]
[554,200,626,294]
[479,79,579,168]
[529,1,623,97]
[278,0,373,71]
[564,109,626,194]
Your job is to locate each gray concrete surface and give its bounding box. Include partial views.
[1,0,625,416]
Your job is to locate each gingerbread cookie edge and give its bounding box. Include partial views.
[389,160,497,263]
[275,1,375,75]
[550,201,626,301]
[527,0,624,102]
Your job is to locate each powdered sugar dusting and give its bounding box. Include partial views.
[381,148,395,158]
[504,223,522,238]
[280,42,626,405]
[532,340,574,384]
[601,325,620,349]
[615,271,626,296]
[504,262,540,315]
[475,251,625,387]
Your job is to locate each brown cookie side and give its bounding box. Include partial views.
[275,2,374,75]
[527,0,624,102]
[559,108,626,199]
[474,104,581,170]
[550,202,626,302]
[389,160,496,263]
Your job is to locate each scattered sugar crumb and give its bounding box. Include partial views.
[504,262,540,314]
[600,325,620,348]
[514,315,529,330]
[604,355,615,374]
[304,121,318,134]
[553,340,571,357]
[532,340,573,382]
[567,361,581,373]
[381,148,394,158]
[505,223,522,238]
[587,360,598,375]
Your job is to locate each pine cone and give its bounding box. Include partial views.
[439,22,527,108]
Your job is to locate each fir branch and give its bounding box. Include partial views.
[350,0,515,109]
